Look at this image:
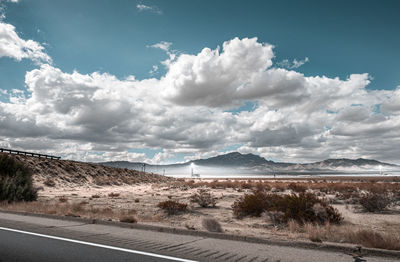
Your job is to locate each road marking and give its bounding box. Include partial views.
[0,227,197,262]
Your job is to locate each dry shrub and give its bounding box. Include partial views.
[232,190,268,218]
[58,196,68,203]
[190,189,217,208]
[202,218,223,232]
[134,198,140,203]
[233,191,342,224]
[266,211,286,225]
[359,192,391,212]
[288,183,307,193]
[0,154,37,202]
[157,200,187,215]
[119,215,137,223]
[108,192,120,198]
[91,194,101,198]
[44,178,56,187]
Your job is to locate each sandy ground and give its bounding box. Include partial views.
[28,179,400,243]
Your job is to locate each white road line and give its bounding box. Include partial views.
[0,227,197,262]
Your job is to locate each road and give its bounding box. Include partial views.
[0,212,398,262]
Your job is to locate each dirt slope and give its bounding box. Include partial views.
[1,153,172,188]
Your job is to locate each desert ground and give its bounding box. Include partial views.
[1,154,400,251]
[0,172,400,250]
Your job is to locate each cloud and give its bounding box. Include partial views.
[150,41,172,52]
[149,41,176,68]
[149,65,158,75]
[277,57,309,69]
[0,22,52,64]
[136,4,162,14]
[2,36,400,163]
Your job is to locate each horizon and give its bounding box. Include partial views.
[101,151,397,166]
[1,0,400,165]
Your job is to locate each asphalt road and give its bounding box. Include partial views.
[0,212,398,262]
[0,227,192,262]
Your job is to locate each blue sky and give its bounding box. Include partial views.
[1,0,400,163]
[2,0,399,91]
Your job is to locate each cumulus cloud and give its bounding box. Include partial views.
[0,22,51,64]
[2,36,400,163]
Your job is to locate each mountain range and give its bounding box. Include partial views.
[101,152,398,176]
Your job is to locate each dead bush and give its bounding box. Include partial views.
[359,192,391,212]
[108,192,120,198]
[157,200,187,215]
[202,218,223,232]
[119,215,137,223]
[190,189,217,208]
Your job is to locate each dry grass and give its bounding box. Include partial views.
[0,200,137,222]
[289,222,400,250]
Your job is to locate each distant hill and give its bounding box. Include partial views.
[101,152,398,175]
[0,153,172,188]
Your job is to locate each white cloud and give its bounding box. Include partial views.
[150,41,172,52]
[136,4,162,14]
[0,22,52,64]
[277,57,309,69]
[2,37,400,163]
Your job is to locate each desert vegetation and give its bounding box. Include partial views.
[157,200,188,215]
[232,191,343,224]
[202,217,223,232]
[0,154,37,202]
[190,189,217,208]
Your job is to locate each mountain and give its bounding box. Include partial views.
[100,152,398,176]
[190,152,272,166]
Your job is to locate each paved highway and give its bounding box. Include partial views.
[0,212,398,262]
[0,227,192,262]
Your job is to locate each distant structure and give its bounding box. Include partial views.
[190,163,200,178]
[0,148,61,160]
[142,163,146,172]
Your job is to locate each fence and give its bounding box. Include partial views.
[0,148,61,160]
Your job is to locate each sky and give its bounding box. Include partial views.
[0,0,400,164]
